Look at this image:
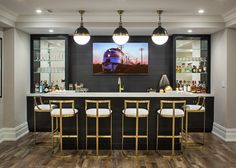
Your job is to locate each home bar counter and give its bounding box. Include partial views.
[27,91,214,150]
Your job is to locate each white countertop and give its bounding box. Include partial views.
[27,91,214,98]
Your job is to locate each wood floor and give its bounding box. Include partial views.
[0,133,235,168]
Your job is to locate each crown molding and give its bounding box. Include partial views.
[222,7,236,27]
[0,4,17,27]
[16,13,224,23]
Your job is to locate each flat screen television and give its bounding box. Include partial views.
[93,43,148,74]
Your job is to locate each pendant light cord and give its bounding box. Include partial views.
[118,10,124,27]
[79,10,85,27]
[157,10,163,27]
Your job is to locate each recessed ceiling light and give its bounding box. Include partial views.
[49,29,54,33]
[198,9,204,14]
[188,29,193,33]
[36,9,42,14]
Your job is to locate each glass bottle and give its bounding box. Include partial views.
[191,81,196,93]
[181,63,186,73]
[187,81,191,92]
[192,65,196,73]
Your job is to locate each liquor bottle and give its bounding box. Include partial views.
[48,81,52,92]
[176,80,179,91]
[179,66,182,73]
[44,81,49,93]
[198,66,202,73]
[181,63,186,73]
[191,81,196,93]
[176,66,179,73]
[201,81,207,93]
[197,81,202,93]
[192,65,197,73]
[179,80,183,91]
[186,63,192,73]
[203,63,207,73]
[187,81,191,92]
[39,81,43,93]
[55,80,59,90]
[183,80,187,92]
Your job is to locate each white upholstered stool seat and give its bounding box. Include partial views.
[157,108,185,117]
[51,108,78,117]
[185,105,205,111]
[122,108,149,117]
[34,104,57,111]
[86,108,112,117]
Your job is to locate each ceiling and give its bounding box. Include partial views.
[1,0,236,35]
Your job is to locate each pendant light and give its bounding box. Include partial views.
[73,10,90,45]
[152,10,169,45]
[112,10,129,45]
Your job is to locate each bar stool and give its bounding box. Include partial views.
[184,96,206,147]
[49,100,79,153]
[85,100,112,156]
[156,100,186,156]
[122,100,150,155]
[34,96,57,144]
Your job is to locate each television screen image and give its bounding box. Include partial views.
[93,43,148,74]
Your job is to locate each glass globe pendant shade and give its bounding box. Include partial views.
[73,26,90,45]
[151,26,169,45]
[112,26,129,45]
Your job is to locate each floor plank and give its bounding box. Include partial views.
[0,133,235,168]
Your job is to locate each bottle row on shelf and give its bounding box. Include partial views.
[176,80,206,93]
[35,67,65,73]
[176,63,207,73]
[176,57,207,62]
[35,80,65,93]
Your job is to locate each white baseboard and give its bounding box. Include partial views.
[212,122,236,142]
[0,122,29,143]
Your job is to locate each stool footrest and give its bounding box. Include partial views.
[123,135,147,138]
[157,135,182,138]
[53,134,78,138]
[87,135,111,138]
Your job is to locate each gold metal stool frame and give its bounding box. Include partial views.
[85,100,112,156]
[49,100,79,153]
[34,96,53,145]
[184,96,206,147]
[122,100,150,156]
[156,100,186,156]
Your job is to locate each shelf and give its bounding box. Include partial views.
[176,72,207,74]
[176,49,208,52]
[34,72,64,74]
[34,67,65,74]
[33,59,64,62]
[33,48,65,51]
[176,60,207,63]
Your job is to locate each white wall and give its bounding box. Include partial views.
[211,28,236,141]
[0,28,29,142]
[227,28,236,128]
[3,28,15,128]
[0,30,3,129]
[14,29,30,126]
[211,29,228,127]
